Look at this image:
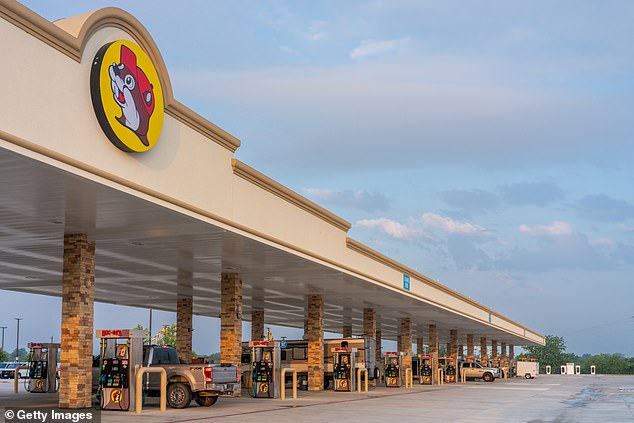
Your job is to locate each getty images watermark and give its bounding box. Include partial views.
[2,408,100,423]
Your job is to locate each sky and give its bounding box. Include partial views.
[1,0,633,357]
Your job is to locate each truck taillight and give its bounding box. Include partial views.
[236,368,240,383]
[204,367,213,383]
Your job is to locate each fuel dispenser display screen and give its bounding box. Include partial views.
[384,352,402,388]
[332,347,355,392]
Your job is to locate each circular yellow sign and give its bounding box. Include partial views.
[259,383,269,393]
[35,379,43,389]
[91,40,164,152]
[111,389,122,403]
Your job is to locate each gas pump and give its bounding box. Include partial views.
[442,356,457,383]
[384,352,403,388]
[249,340,280,398]
[25,343,60,393]
[96,329,143,411]
[418,354,433,385]
[332,347,356,392]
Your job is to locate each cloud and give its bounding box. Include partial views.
[349,37,411,60]
[574,194,634,222]
[589,238,614,246]
[173,55,632,172]
[307,20,327,42]
[611,243,634,266]
[440,189,500,214]
[303,188,389,211]
[439,182,565,216]
[498,181,565,206]
[519,220,573,236]
[497,232,610,271]
[446,235,493,270]
[422,212,486,235]
[356,218,419,240]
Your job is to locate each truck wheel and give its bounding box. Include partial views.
[167,383,192,409]
[525,373,532,379]
[483,372,493,382]
[195,395,218,407]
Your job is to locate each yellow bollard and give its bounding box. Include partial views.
[135,367,166,414]
[356,368,368,392]
[13,366,29,394]
[280,368,297,400]
[405,368,413,388]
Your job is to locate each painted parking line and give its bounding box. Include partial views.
[466,386,550,391]
[503,383,560,386]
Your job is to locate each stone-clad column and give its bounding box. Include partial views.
[491,340,499,366]
[307,294,324,391]
[398,318,412,369]
[363,308,377,372]
[363,308,376,340]
[176,297,193,363]
[450,329,458,358]
[417,336,425,355]
[509,344,515,360]
[467,334,475,359]
[480,337,488,366]
[251,309,264,341]
[220,273,242,373]
[501,342,507,363]
[375,328,382,370]
[429,324,439,384]
[59,234,95,409]
[458,344,464,357]
[342,325,352,338]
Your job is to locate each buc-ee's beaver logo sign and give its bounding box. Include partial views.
[91,40,164,152]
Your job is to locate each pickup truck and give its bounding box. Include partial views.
[459,361,500,382]
[0,362,29,379]
[93,346,240,408]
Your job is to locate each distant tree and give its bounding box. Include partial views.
[153,323,177,347]
[520,335,568,373]
[585,354,634,375]
[9,348,30,361]
[133,324,150,345]
[208,352,221,364]
[0,348,9,362]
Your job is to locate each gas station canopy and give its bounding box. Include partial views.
[0,1,543,347]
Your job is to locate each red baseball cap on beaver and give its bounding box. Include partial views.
[119,44,155,115]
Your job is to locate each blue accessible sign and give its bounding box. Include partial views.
[403,274,411,291]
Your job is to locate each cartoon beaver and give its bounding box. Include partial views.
[108,45,155,146]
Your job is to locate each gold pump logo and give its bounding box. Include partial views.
[90,40,164,152]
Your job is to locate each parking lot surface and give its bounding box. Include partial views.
[2,375,634,422]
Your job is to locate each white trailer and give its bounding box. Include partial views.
[516,360,539,379]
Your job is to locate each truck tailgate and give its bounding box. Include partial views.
[210,364,238,383]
